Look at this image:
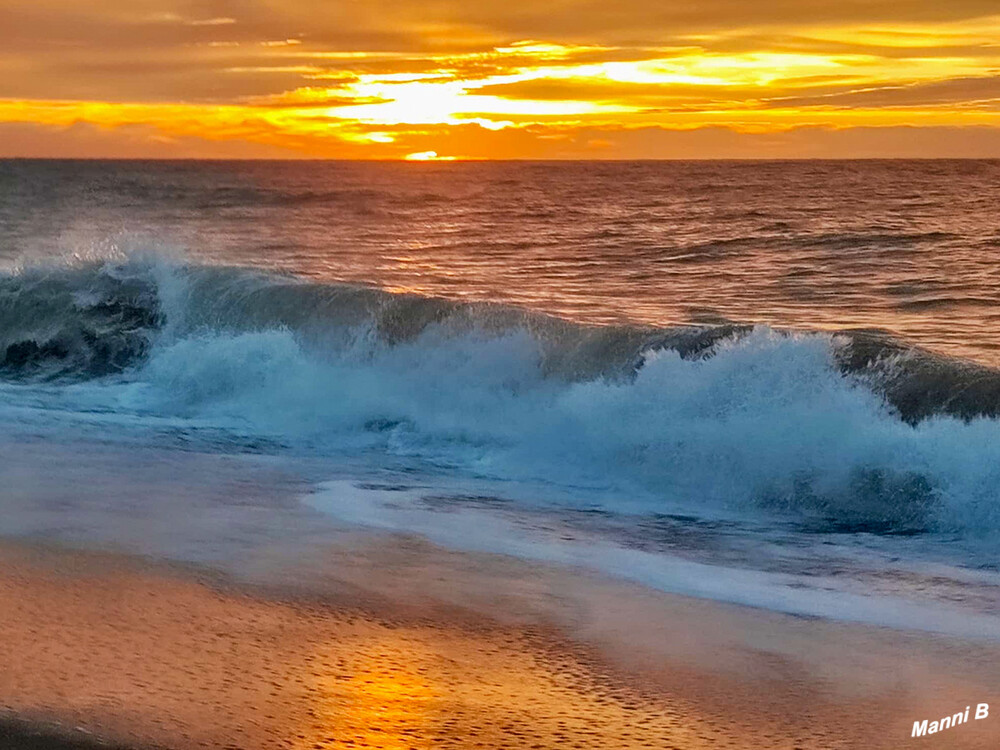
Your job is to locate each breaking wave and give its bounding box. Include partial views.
[4,253,1000,536]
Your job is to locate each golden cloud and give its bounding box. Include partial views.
[1,2,1000,157]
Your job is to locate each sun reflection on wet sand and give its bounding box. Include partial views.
[1,542,996,749]
[302,636,439,750]
[290,615,799,750]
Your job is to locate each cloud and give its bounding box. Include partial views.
[0,121,303,158]
[553,124,1000,159]
[188,17,237,27]
[2,1,1000,156]
[3,108,1000,160]
[763,75,1000,109]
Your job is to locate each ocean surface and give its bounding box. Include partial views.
[2,159,1000,636]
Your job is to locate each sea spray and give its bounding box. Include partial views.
[3,254,1000,538]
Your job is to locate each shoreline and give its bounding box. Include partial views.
[1,538,998,749]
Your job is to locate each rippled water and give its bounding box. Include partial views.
[3,159,999,363]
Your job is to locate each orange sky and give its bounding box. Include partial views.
[2,1,1000,158]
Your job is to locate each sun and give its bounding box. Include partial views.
[404,151,456,161]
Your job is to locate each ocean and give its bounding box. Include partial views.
[2,159,1000,636]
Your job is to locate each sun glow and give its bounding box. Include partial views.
[405,150,455,161]
[4,10,1000,159]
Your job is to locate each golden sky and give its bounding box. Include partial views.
[2,0,1000,158]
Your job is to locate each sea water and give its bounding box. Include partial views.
[2,159,1000,635]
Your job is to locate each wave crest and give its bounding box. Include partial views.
[4,255,1000,426]
[0,259,162,379]
[4,255,1000,535]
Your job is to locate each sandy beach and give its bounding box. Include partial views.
[0,538,996,750]
[6,0,1000,741]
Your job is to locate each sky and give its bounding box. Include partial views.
[1,0,1000,159]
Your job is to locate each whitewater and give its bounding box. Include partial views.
[3,159,1000,638]
[2,250,1000,636]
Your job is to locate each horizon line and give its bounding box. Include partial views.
[3,156,1000,163]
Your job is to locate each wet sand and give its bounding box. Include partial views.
[0,539,998,750]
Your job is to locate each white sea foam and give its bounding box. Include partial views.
[109,321,1000,537]
[304,481,1000,639]
[4,254,1000,626]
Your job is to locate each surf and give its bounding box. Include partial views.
[3,252,1000,540]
